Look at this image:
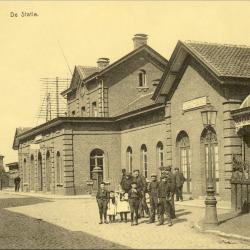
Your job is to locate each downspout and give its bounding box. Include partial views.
[101,79,104,117]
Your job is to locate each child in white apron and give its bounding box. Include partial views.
[107,191,117,223]
[116,186,130,223]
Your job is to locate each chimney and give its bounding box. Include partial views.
[97,58,110,69]
[133,34,148,49]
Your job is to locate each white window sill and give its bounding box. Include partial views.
[137,87,149,92]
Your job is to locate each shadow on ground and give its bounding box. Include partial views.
[0,197,129,249]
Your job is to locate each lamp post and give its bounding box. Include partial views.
[201,105,218,227]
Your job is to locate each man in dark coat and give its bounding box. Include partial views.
[147,173,159,223]
[96,182,109,224]
[165,166,176,219]
[157,174,173,226]
[131,170,149,217]
[121,172,132,193]
[14,176,21,192]
[120,168,127,186]
[174,167,186,201]
[128,182,141,226]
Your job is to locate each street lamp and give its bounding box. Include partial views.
[201,105,219,227]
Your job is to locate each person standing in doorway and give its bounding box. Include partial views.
[174,167,186,202]
[14,176,21,192]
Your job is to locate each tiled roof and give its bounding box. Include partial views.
[112,92,156,116]
[76,66,100,80]
[184,41,250,78]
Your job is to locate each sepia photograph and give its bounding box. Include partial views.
[0,1,250,249]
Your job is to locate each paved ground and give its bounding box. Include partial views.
[1,192,249,249]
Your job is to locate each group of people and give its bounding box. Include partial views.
[96,166,186,226]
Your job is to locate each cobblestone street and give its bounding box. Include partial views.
[0,192,249,249]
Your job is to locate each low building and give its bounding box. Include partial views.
[5,162,19,187]
[13,38,250,201]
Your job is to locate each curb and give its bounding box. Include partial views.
[0,191,94,200]
[194,222,250,243]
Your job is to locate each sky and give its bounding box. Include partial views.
[1,1,250,164]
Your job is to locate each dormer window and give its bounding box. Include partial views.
[138,70,146,87]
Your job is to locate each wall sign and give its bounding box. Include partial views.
[183,96,208,111]
[30,144,40,150]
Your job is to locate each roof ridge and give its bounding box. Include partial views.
[76,65,99,69]
[184,40,250,49]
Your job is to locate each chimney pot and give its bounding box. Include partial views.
[97,58,110,69]
[133,34,148,49]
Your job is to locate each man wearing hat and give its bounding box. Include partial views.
[165,166,176,219]
[131,170,149,218]
[157,174,172,226]
[121,172,132,193]
[174,167,186,202]
[96,182,109,224]
[147,173,159,223]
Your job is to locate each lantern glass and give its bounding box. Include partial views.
[201,110,208,126]
[201,107,217,126]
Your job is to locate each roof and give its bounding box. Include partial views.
[184,41,250,79]
[76,66,100,80]
[231,94,250,118]
[62,44,168,96]
[153,40,250,101]
[112,92,156,116]
[240,94,250,109]
[12,127,32,150]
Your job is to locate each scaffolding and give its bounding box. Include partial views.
[36,77,71,125]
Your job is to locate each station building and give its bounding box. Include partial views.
[13,36,250,201]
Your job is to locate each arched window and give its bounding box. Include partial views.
[37,152,43,191]
[90,149,104,179]
[138,70,146,87]
[141,144,148,178]
[126,147,133,173]
[201,127,219,194]
[23,158,27,183]
[56,151,63,185]
[92,102,98,117]
[176,131,192,193]
[46,150,51,192]
[30,155,35,191]
[156,141,164,168]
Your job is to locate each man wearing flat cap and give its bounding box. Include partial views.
[147,173,159,223]
[165,166,176,219]
[157,174,172,226]
[174,167,186,202]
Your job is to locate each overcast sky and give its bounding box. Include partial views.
[1,1,250,164]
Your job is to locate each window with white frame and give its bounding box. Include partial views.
[126,147,133,173]
[157,141,164,168]
[56,151,63,185]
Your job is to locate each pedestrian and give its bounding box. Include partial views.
[131,170,149,218]
[116,186,130,223]
[120,172,132,193]
[128,181,141,226]
[120,168,127,187]
[165,166,176,219]
[14,176,21,192]
[96,182,109,224]
[107,191,117,223]
[174,167,186,202]
[147,173,159,223]
[157,174,173,226]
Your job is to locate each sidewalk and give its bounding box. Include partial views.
[1,188,92,200]
[194,210,250,244]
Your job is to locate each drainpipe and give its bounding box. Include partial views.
[101,79,104,117]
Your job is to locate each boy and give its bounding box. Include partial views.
[96,182,109,224]
[147,173,159,223]
[157,174,173,226]
[128,181,141,226]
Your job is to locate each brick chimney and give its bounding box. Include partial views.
[97,58,110,69]
[133,34,148,49]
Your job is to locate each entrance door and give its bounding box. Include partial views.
[177,131,192,193]
[90,149,104,191]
